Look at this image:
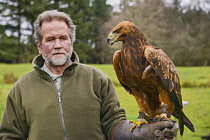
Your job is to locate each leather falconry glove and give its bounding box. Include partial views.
[112,120,178,140]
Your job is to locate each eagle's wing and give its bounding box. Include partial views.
[144,46,182,107]
[113,50,131,93]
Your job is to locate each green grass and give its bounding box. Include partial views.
[0,63,210,139]
[178,67,210,88]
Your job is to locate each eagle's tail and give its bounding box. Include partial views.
[169,90,195,136]
[173,111,195,135]
[182,112,195,132]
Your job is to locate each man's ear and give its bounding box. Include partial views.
[36,41,42,55]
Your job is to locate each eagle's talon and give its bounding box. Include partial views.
[129,120,149,131]
[154,113,172,122]
[129,123,137,131]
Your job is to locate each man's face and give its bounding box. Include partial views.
[37,20,72,66]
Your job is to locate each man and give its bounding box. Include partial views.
[0,10,177,140]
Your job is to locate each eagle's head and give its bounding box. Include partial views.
[107,21,138,45]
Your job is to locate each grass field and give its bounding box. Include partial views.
[0,63,210,139]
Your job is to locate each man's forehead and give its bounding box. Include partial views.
[41,20,69,35]
[42,20,68,30]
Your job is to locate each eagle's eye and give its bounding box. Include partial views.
[115,28,121,34]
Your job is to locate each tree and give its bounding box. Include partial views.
[164,0,210,66]
[0,0,50,63]
[87,0,112,63]
[0,0,112,63]
[0,24,18,63]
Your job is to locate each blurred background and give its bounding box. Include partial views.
[0,0,210,66]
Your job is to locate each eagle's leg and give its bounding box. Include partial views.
[138,112,153,122]
[129,112,149,131]
[154,103,172,121]
[129,91,152,131]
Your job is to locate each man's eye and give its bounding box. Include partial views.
[61,37,67,40]
[47,38,54,41]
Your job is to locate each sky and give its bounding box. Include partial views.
[106,0,121,12]
[106,0,198,5]
[106,0,121,5]
[106,0,210,12]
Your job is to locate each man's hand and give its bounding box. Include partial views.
[112,120,178,140]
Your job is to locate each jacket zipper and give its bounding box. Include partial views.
[57,91,68,140]
[42,70,68,140]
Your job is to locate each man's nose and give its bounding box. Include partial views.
[54,39,62,48]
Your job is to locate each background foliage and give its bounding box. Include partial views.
[0,0,210,65]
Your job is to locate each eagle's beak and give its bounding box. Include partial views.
[107,32,119,45]
[107,37,112,45]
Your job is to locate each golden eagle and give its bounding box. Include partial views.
[107,21,194,136]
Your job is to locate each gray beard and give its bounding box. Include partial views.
[43,51,72,66]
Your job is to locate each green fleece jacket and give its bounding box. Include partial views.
[0,52,126,140]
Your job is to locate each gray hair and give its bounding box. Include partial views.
[34,10,76,44]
